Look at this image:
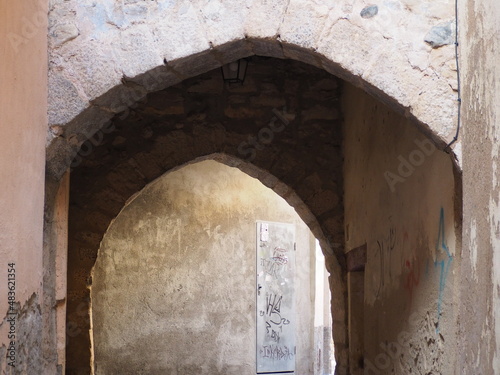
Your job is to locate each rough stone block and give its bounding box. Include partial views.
[247,37,285,59]
[316,18,371,80]
[152,3,212,61]
[114,25,164,79]
[128,66,181,92]
[249,95,286,107]
[197,0,249,46]
[48,70,88,126]
[212,39,255,66]
[91,83,148,115]
[273,181,292,197]
[51,41,123,104]
[301,105,339,121]
[245,0,288,39]
[49,22,79,47]
[282,42,322,69]
[279,0,331,49]
[186,76,224,94]
[306,190,340,217]
[425,21,455,48]
[224,106,265,119]
[169,50,221,80]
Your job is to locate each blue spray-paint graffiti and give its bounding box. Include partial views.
[434,207,453,333]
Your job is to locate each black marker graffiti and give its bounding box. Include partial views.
[260,345,295,361]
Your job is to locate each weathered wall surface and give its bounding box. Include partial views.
[0,0,51,373]
[343,83,460,373]
[46,0,459,180]
[91,160,320,374]
[459,0,500,372]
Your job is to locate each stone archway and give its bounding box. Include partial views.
[43,3,462,374]
[62,58,348,374]
[46,1,459,181]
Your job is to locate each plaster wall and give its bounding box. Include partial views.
[0,0,49,372]
[91,160,325,374]
[459,0,500,372]
[343,84,459,373]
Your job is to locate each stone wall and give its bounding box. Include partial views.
[65,57,347,374]
[91,160,321,374]
[46,4,463,370]
[46,0,459,181]
[343,83,460,373]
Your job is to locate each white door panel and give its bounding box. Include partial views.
[256,221,295,374]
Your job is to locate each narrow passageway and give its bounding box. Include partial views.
[65,58,346,374]
[64,57,459,375]
[90,160,335,374]
[7,0,497,374]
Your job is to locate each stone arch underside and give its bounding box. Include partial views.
[65,58,348,374]
[47,0,459,181]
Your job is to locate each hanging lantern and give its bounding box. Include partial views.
[221,59,249,84]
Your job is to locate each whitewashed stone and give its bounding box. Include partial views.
[151,2,212,61]
[245,0,288,39]
[49,23,79,47]
[197,0,250,46]
[279,0,331,49]
[48,70,87,127]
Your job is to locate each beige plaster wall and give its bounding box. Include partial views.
[90,160,323,374]
[459,0,500,372]
[0,0,48,372]
[343,83,459,373]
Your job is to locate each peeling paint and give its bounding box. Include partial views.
[490,194,500,372]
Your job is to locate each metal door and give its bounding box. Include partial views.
[256,221,295,374]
